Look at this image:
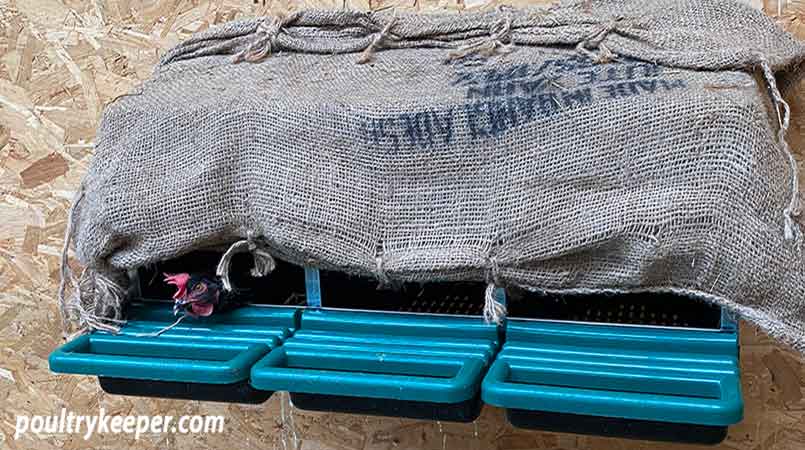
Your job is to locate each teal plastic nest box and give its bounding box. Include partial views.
[49,252,305,403]
[482,288,742,444]
[49,251,743,443]
[250,268,502,422]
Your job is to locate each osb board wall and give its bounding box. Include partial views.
[1,0,805,449]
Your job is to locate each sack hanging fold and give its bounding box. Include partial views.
[59,0,805,351]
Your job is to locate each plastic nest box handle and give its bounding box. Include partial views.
[251,347,486,403]
[482,358,743,426]
[50,333,274,384]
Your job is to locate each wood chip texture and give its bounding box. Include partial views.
[1,0,804,449]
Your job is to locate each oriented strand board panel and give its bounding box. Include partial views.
[1,1,805,449]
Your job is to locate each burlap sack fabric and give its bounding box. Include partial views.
[59,0,805,351]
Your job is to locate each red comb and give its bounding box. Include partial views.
[163,273,191,300]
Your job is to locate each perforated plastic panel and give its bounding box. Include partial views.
[505,288,722,329]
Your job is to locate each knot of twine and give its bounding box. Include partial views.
[374,251,392,288]
[357,16,398,64]
[216,235,277,291]
[483,257,506,324]
[447,14,514,62]
[575,16,627,64]
[61,269,127,338]
[759,58,801,240]
[232,12,299,63]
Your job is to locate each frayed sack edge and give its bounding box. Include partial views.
[56,189,802,352]
[57,187,127,339]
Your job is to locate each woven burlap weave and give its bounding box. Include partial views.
[59,0,805,351]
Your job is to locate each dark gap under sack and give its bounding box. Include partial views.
[59,0,805,351]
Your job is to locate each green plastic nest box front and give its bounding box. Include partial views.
[48,250,744,442]
[481,288,743,445]
[250,268,502,422]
